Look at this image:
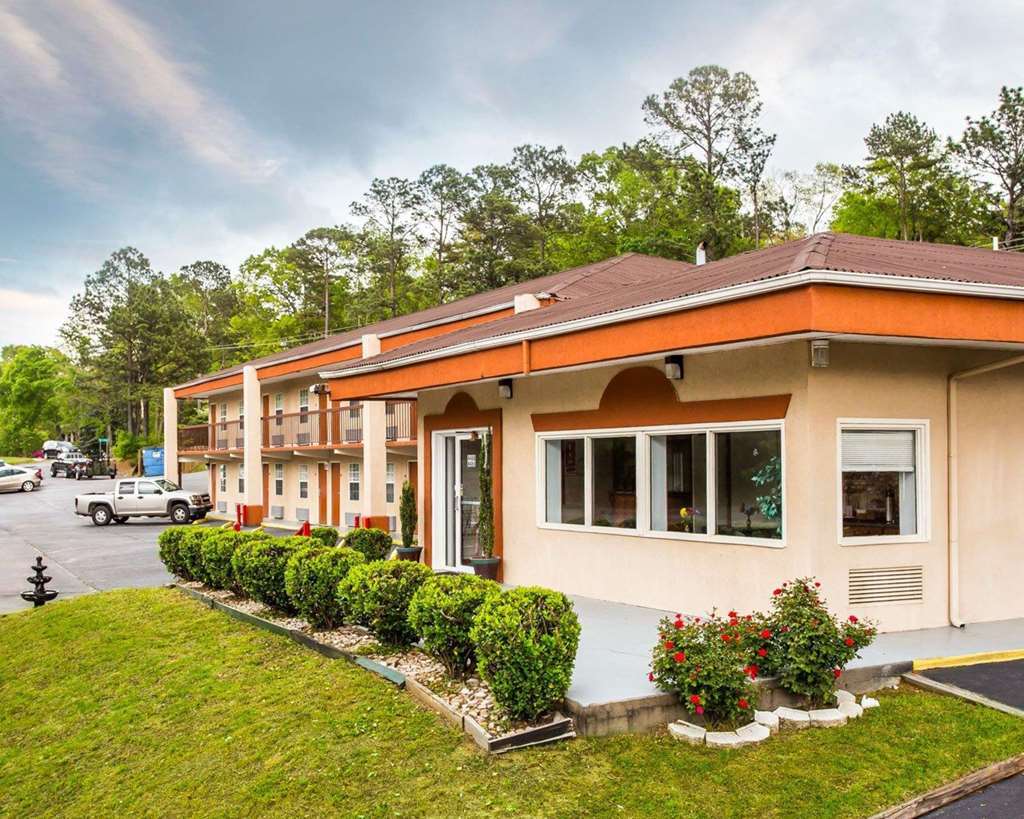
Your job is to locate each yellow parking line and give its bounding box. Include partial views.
[913,649,1024,671]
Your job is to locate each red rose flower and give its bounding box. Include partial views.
[833,668,842,678]
[738,698,749,709]
[773,588,783,596]
[728,610,738,618]
[673,619,684,629]
[664,640,675,650]
[729,618,739,626]
[674,651,686,663]
[814,581,821,587]
[648,672,654,682]
[760,629,772,639]
[689,694,701,704]
[848,615,859,624]
[695,705,704,715]
[757,647,767,657]
[844,637,855,647]
[721,633,731,642]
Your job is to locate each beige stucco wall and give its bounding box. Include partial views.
[418,340,1024,632]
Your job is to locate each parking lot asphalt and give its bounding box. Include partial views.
[920,659,1024,711]
[0,464,207,614]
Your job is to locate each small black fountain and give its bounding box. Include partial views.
[21,557,59,608]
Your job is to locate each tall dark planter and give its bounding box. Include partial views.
[469,556,501,580]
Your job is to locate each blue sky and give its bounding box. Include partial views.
[1,0,1021,347]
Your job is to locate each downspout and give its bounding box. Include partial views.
[947,353,1024,628]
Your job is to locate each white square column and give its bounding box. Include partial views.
[242,365,263,522]
[360,334,388,523]
[162,387,179,484]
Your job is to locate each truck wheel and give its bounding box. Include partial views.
[91,505,112,526]
[169,504,190,524]
[21,481,35,492]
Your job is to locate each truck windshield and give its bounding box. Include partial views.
[155,479,179,492]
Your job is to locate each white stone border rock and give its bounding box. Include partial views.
[668,689,881,748]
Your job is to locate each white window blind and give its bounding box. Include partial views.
[841,430,915,472]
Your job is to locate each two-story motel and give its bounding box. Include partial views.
[167,233,1024,632]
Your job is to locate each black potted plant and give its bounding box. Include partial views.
[396,479,422,561]
[469,431,500,580]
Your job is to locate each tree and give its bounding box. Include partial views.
[734,126,776,247]
[954,86,1024,243]
[292,226,355,337]
[172,260,237,371]
[416,164,471,303]
[790,162,845,234]
[642,65,762,182]
[0,346,70,455]
[509,144,578,270]
[863,112,941,241]
[351,177,422,319]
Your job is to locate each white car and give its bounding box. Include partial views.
[0,465,43,493]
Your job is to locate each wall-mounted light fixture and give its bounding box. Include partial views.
[498,378,514,400]
[664,354,684,380]
[310,383,329,395]
[810,339,830,368]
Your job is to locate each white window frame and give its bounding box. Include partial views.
[348,462,360,501]
[298,463,309,499]
[385,462,396,504]
[298,388,309,414]
[238,463,245,493]
[535,420,786,549]
[274,462,284,496]
[218,463,227,493]
[836,418,929,547]
[219,403,227,423]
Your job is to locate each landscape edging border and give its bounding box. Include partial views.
[171,583,574,753]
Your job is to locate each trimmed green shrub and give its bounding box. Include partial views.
[310,526,340,549]
[399,480,417,548]
[342,527,394,562]
[470,587,581,721]
[200,530,250,590]
[178,528,216,584]
[408,574,500,675]
[157,527,192,578]
[232,536,310,611]
[285,546,364,628]
[336,560,433,645]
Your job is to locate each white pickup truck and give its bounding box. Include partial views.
[75,478,212,526]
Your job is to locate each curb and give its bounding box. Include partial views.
[912,649,1024,672]
[901,672,1024,719]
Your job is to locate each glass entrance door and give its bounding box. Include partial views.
[436,430,484,571]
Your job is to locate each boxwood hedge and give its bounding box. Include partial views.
[232,535,310,611]
[336,560,432,645]
[408,573,500,675]
[341,528,393,562]
[284,546,364,628]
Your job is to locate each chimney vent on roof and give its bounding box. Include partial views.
[514,293,542,314]
[695,242,706,266]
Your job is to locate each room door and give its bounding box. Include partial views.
[433,431,484,571]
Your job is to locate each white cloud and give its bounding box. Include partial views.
[0,288,68,348]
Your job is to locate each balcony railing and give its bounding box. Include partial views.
[178,423,210,452]
[258,400,416,449]
[213,419,245,451]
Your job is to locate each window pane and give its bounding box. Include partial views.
[591,436,636,529]
[545,438,585,525]
[842,429,917,537]
[650,434,707,534]
[715,430,782,540]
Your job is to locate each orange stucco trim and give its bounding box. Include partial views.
[176,373,243,398]
[531,366,792,431]
[422,393,502,578]
[325,285,1024,399]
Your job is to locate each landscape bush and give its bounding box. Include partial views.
[178,528,216,584]
[408,573,500,675]
[200,530,250,591]
[284,546,364,628]
[470,587,581,721]
[310,526,339,549]
[232,536,310,611]
[761,578,877,705]
[650,610,759,727]
[342,527,394,562]
[336,560,433,645]
[157,527,192,578]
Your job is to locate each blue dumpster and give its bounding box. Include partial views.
[141,447,165,477]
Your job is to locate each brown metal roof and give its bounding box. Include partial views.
[176,252,693,389]
[328,233,1024,374]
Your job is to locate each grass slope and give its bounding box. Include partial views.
[2,589,1023,818]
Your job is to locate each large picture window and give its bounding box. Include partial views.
[715,430,783,540]
[538,423,784,545]
[840,424,924,541]
[544,438,585,525]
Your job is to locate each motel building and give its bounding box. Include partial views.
[165,232,1024,633]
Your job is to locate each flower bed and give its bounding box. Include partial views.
[161,526,579,752]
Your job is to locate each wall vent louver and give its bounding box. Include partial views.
[849,565,923,605]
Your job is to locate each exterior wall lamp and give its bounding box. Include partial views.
[810,339,830,368]
[498,378,514,400]
[664,355,684,380]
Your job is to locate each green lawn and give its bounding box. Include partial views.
[2,590,1023,818]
